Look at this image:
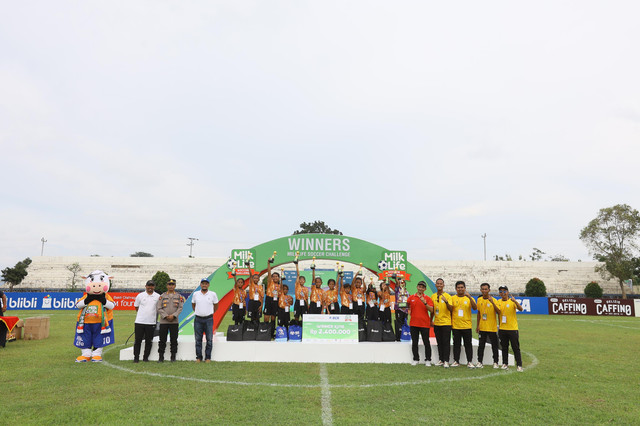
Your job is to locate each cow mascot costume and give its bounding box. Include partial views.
[74,270,116,362]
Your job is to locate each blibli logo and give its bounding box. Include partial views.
[8,297,38,309]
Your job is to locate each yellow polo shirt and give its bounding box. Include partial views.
[430,292,452,326]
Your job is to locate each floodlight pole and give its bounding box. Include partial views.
[187,237,199,258]
[481,233,487,261]
[41,237,47,256]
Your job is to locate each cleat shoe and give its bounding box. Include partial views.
[410,360,419,366]
[493,363,499,369]
[443,362,450,368]
[517,366,524,372]
[196,359,201,363]
[91,356,103,362]
[425,360,432,367]
[501,364,509,370]
[467,362,475,368]
[475,363,483,368]
[451,361,460,367]
[435,360,444,367]
[75,356,91,363]
[205,359,211,363]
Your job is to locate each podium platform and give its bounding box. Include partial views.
[119,335,515,365]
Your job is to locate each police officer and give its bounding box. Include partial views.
[157,278,184,362]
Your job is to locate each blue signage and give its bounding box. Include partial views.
[470,297,549,315]
[5,292,83,310]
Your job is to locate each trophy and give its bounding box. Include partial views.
[293,251,300,264]
[231,261,237,276]
[245,252,253,267]
[337,262,343,276]
[269,251,277,264]
[357,262,363,276]
[280,267,285,281]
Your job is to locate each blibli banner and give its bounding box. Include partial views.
[6,292,143,310]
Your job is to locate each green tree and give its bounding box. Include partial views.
[525,278,547,297]
[548,254,569,262]
[579,204,640,299]
[65,262,82,291]
[131,252,154,257]
[494,254,513,261]
[152,271,170,294]
[1,257,32,291]
[293,221,343,235]
[530,248,545,261]
[584,282,603,298]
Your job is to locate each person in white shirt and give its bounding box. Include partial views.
[133,280,160,363]
[191,278,219,363]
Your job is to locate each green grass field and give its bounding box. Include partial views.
[2,310,639,425]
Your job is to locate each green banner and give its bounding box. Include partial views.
[302,314,359,343]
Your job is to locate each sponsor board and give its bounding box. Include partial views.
[548,297,635,316]
[6,292,148,311]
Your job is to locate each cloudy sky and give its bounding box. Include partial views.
[1,1,639,271]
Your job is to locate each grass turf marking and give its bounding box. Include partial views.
[101,345,538,389]
[319,363,333,426]
[572,319,640,330]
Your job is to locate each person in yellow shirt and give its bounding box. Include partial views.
[496,286,524,372]
[451,280,477,368]
[430,278,453,368]
[475,283,501,368]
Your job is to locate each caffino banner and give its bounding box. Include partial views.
[548,297,635,316]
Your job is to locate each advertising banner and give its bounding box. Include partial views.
[6,292,147,311]
[302,314,358,343]
[548,297,635,316]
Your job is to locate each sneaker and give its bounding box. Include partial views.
[205,359,211,363]
[501,364,508,370]
[435,360,444,367]
[196,359,201,363]
[443,362,450,368]
[91,356,103,362]
[75,356,91,363]
[493,363,499,369]
[133,359,139,364]
[425,360,432,367]
[517,366,524,372]
[475,362,483,368]
[451,361,460,367]
[410,360,419,366]
[467,362,475,369]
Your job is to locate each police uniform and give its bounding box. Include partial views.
[157,284,184,362]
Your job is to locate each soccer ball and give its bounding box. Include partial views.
[227,259,237,269]
[377,260,388,271]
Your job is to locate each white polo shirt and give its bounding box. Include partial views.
[134,291,160,324]
[192,290,219,317]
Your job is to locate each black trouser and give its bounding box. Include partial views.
[0,319,7,347]
[433,325,451,363]
[352,303,365,321]
[248,300,262,324]
[158,323,178,358]
[379,307,391,324]
[134,323,155,361]
[309,303,323,314]
[232,304,245,325]
[326,302,339,315]
[395,310,407,341]
[477,331,499,364]
[277,308,290,327]
[499,329,522,367]
[340,305,352,314]
[410,326,431,362]
[366,305,379,321]
[452,328,473,364]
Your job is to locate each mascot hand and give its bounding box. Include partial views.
[98,294,107,305]
[84,294,97,304]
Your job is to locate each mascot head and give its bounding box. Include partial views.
[83,270,112,295]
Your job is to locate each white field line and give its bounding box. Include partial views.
[319,364,333,426]
[101,345,538,389]
[571,319,640,330]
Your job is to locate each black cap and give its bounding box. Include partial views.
[167,279,176,285]
[146,280,155,286]
[498,285,508,291]
[417,281,427,288]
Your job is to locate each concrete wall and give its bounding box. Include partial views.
[13,256,628,295]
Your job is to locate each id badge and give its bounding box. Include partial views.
[458,309,464,317]
[300,300,305,306]
[482,313,487,321]
[358,300,363,306]
[285,306,289,313]
[253,294,259,301]
[436,308,439,315]
[239,303,243,309]
[369,301,374,308]
[502,315,507,324]
[274,295,278,301]
[349,303,353,309]
[316,301,321,308]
